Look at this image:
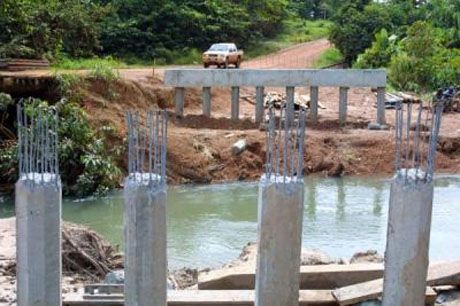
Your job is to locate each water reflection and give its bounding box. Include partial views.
[1,175,459,269]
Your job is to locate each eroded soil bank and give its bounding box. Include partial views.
[75,73,460,186]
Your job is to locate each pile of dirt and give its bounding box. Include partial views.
[0,218,123,281]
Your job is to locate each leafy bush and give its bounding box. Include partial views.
[355,29,397,68]
[388,21,459,92]
[313,47,343,68]
[0,0,109,59]
[89,63,120,82]
[55,99,122,196]
[0,98,122,197]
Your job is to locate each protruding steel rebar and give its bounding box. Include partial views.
[125,109,168,186]
[264,103,307,183]
[17,101,59,184]
[394,101,444,183]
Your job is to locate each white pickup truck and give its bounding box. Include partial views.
[202,43,244,69]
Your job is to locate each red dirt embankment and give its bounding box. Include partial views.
[4,39,459,184]
[79,40,460,184]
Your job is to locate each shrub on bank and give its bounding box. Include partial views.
[0,98,122,197]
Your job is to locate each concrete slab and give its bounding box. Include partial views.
[164,69,386,87]
[199,263,384,290]
[332,261,460,305]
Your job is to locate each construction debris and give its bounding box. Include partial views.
[377,91,422,109]
[434,87,460,113]
[0,218,123,281]
[231,139,247,155]
[263,91,326,110]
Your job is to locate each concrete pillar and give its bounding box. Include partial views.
[255,86,265,123]
[309,86,319,124]
[382,173,434,306]
[377,87,386,125]
[175,87,185,118]
[255,175,305,306]
[202,86,211,117]
[124,180,167,306]
[339,87,349,126]
[231,86,240,120]
[286,86,295,125]
[16,177,62,306]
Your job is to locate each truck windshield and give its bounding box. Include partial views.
[209,44,230,51]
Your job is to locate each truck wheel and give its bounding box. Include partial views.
[236,57,241,68]
[203,63,209,68]
[224,58,229,69]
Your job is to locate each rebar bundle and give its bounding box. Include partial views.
[394,101,444,183]
[126,109,168,186]
[264,104,307,182]
[17,102,59,184]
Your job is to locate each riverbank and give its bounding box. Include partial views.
[1,216,459,305]
[1,40,460,194]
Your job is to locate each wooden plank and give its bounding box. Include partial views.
[332,261,460,305]
[198,263,384,290]
[63,289,336,306]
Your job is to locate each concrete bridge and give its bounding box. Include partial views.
[164,69,387,126]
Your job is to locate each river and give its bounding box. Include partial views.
[1,175,459,270]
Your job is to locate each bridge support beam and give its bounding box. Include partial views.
[231,86,240,120]
[309,86,319,124]
[377,87,386,125]
[286,86,295,125]
[203,87,211,117]
[255,178,304,306]
[339,87,349,127]
[175,87,185,118]
[255,86,265,124]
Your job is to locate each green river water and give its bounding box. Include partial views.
[1,175,459,270]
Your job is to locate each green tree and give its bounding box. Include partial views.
[355,29,398,68]
[0,0,108,59]
[329,2,391,65]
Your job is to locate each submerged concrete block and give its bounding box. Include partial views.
[124,179,167,306]
[255,175,305,306]
[382,172,434,306]
[15,176,62,306]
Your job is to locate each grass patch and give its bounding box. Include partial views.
[312,47,343,68]
[245,18,332,59]
[53,56,128,70]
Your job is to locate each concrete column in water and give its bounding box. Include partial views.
[309,86,319,124]
[255,106,307,306]
[339,86,349,126]
[15,104,61,306]
[202,86,211,117]
[175,87,185,118]
[377,87,386,125]
[124,110,168,306]
[255,86,265,123]
[231,86,240,120]
[382,101,444,306]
